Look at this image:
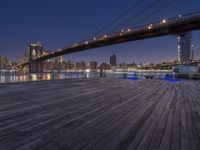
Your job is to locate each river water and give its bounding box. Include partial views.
[0,71,172,83]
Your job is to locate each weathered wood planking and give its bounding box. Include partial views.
[0,78,199,150]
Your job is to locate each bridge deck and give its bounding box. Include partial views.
[0,78,200,150]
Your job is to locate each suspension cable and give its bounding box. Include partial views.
[132,0,177,27]
[88,0,145,39]
[111,0,162,32]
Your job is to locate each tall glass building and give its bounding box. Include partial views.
[178,32,194,64]
[110,54,117,66]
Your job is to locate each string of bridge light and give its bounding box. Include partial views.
[58,0,164,51]
[69,0,174,49]
[59,7,200,52]
[62,18,168,50]
[48,10,200,56]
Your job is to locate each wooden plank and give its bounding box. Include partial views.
[0,78,199,150]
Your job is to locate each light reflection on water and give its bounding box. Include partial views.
[0,72,99,83]
[0,71,171,83]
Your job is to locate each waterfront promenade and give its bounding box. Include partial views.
[0,78,200,150]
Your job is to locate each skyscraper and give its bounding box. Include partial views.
[110,54,117,66]
[178,32,194,64]
[90,61,98,70]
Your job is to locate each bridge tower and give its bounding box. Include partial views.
[178,32,194,64]
[29,42,44,73]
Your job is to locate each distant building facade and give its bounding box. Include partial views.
[100,63,111,70]
[76,61,86,70]
[65,60,75,70]
[178,32,194,64]
[0,56,8,66]
[110,54,117,66]
[43,60,54,72]
[90,61,98,70]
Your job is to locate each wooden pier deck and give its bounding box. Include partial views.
[0,78,200,150]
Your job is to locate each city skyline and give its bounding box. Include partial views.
[1,0,200,64]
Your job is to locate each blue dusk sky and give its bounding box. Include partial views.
[0,0,200,64]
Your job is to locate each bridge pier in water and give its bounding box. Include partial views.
[29,60,43,73]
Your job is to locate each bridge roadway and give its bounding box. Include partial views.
[0,78,200,150]
[20,11,200,67]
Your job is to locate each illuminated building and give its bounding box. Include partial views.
[0,56,8,66]
[178,32,194,64]
[65,60,75,70]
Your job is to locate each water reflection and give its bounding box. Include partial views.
[0,71,172,83]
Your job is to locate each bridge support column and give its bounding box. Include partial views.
[28,42,44,73]
[35,60,43,73]
[29,48,43,73]
[29,48,33,73]
[58,62,62,73]
[29,61,43,73]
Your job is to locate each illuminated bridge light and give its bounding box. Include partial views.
[72,43,78,47]
[162,19,167,23]
[121,29,124,33]
[93,37,96,40]
[104,35,107,38]
[148,25,152,29]
[85,41,89,45]
[147,24,153,29]
[127,28,131,32]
